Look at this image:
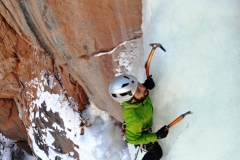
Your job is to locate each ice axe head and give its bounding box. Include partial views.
[150,43,166,52]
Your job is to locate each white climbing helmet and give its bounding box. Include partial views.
[109,74,138,102]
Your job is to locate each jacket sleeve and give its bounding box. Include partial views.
[125,118,157,144]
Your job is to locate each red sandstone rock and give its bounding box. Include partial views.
[0,99,27,141]
[0,0,142,158]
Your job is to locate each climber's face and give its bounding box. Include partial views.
[131,83,149,103]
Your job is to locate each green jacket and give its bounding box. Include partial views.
[121,96,157,144]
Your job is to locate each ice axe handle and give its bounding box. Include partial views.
[145,43,166,76]
[164,111,192,131]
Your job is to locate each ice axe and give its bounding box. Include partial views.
[145,43,166,77]
[134,112,192,160]
[165,111,193,131]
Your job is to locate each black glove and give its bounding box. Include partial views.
[156,125,169,139]
[143,75,155,90]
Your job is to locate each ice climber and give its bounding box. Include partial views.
[108,74,169,160]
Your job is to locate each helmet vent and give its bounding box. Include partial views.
[123,76,130,79]
[112,94,117,97]
[120,90,132,96]
[122,83,129,88]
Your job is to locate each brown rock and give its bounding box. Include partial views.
[0,99,27,141]
[0,73,20,98]
[0,99,12,121]
[16,141,33,155]
[0,0,142,159]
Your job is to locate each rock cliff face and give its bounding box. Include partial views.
[0,0,142,159]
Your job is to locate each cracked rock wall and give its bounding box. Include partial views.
[0,0,142,122]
